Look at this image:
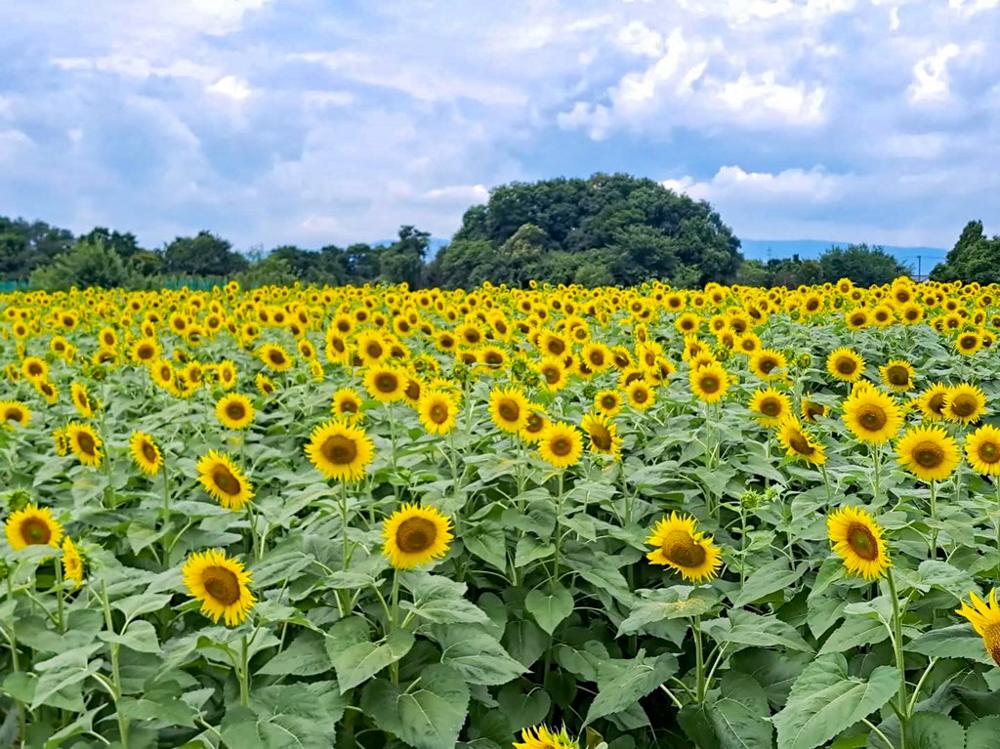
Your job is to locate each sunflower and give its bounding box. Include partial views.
[182,549,256,626]
[879,360,915,392]
[749,387,792,427]
[519,408,549,443]
[842,387,902,444]
[0,400,30,429]
[626,379,655,411]
[537,356,569,392]
[749,349,787,381]
[52,427,69,456]
[645,512,722,583]
[67,422,103,467]
[196,450,254,511]
[217,360,238,390]
[827,505,890,580]
[966,425,1000,476]
[418,390,459,435]
[215,393,255,430]
[62,536,84,589]
[382,503,453,569]
[71,382,95,418]
[514,725,576,749]
[332,388,364,422]
[130,338,160,364]
[538,423,584,468]
[255,372,277,396]
[896,425,960,482]
[150,359,175,390]
[258,343,293,372]
[845,308,870,331]
[594,389,623,417]
[355,330,389,364]
[689,361,729,404]
[21,356,48,382]
[944,383,987,425]
[305,419,374,482]
[777,417,826,465]
[956,330,983,356]
[129,431,163,476]
[581,412,622,458]
[801,394,827,423]
[581,342,612,373]
[957,589,1000,667]
[917,383,949,422]
[363,364,406,403]
[826,348,865,383]
[489,386,529,433]
[4,504,63,550]
[34,379,59,405]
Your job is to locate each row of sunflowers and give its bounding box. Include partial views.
[2,276,1000,749]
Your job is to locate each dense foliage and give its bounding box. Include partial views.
[738,245,912,288]
[427,174,742,288]
[3,277,1000,749]
[930,221,1000,285]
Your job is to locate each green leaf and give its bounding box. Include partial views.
[112,592,173,622]
[905,712,964,749]
[502,619,550,668]
[524,583,574,635]
[703,672,774,749]
[402,572,489,625]
[258,630,331,676]
[584,652,678,725]
[220,681,346,749]
[619,587,719,636]
[100,620,161,654]
[464,521,508,572]
[908,625,994,666]
[30,645,102,711]
[361,664,470,749]
[918,561,979,602]
[324,617,415,693]
[731,559,807,608]
[773,654,898,749]
[432,624,525,686]
[820,615,889,655]
[966,716,1000,749]
[710,611,814,653]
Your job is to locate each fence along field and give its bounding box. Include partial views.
[2,277,1000,749]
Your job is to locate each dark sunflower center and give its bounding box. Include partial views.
[396,517,436,553]
[322,435,357,465]
[589,424,612,450]
[5,408,23,422]
[846,523,879,561]
[497,399,520,423]
[788,431,814,455]
[340,399,358,414]
[806,299,819,310]
[952,395,976,417]
[203,567,241,605]
[590,351,605,366]
[485,352,502,365]
[961,336,977,349]
[376,374,398,393]
[851,314,865,326]
[836,358,856,374]
[760,398,781,416]
[138,345,153,359]
[601,395,617,409]
[366,343,383,358]
[141,442,158,463]
[662,530,707,568]
[21,517,51,545]
[270,351,286,365]
[759,359,777,374]
[212,467,241,496]
[804,402,823,420]
[700,376,720,393]
[980,443,1000,462]
[77,432,96,455]
[858,405,887,431]
[887,366,909,385]
[632,387,648,403]
[406,381,420,400]
[547,340,565,355]
[27,363,42,376]
[429,403,448,424]
[465,331,481,344]
[913,441,944,468]
[543,368,559,384]
[928,393,945,414]
[550,437,573,456]
[226,402,246,421]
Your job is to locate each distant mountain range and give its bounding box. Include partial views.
[740,239,948,275]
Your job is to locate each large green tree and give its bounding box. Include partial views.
[930,220,1000,284]
[0,216,75,280]
[430,174,742,288]
[164,231,248,277]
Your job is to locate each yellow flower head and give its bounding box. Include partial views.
[538,423,584,469]
[827,348,865,383]
[944,383,986,425]
[215,393,255,430]
[957,589,1000,667]
[581,412,622,459]
[777,417,826,465]
[749,387,792,427]
[196,450,254,511]
[827,505,890,581]
[382,503,453,570]
[967,424,1000,476]
[129,431,163,477]
[842,386,902,444]
[489,386,530,434]
[418,390,459,435]
[182,549,256,626]
[645,512,722,583]
[304,419,374,482]
[5,504,63,551]
[895,425,960,483]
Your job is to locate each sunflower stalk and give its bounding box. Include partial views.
[692,615,706,703]
[928,480,938,559]
[99,579,130,749]
[390,569,401,685]
[54,558,65,635]
[885,567,908,748]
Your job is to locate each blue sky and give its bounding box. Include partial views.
[1,0,998,251]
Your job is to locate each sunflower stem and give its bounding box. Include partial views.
[339,481,350,571]
[161,455,171,526]
[100,579,129,749]
[390,569,401,685]
[239,632,250,707]
[928,480,938,559]
[551,472,565,582]
[885,567,908,746]
[994,480,1000,551]
[693,615,706,703]
[4,574,26,741]
[820,463,833,506]
[54,558,65,635]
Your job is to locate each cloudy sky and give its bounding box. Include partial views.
[1,0,998,251]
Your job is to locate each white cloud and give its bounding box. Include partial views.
[949,0,1000,15]
[616,21,664,57]
[909,43,962,101]
[207,75,251,100]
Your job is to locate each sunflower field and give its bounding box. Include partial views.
[5,278,1000,749]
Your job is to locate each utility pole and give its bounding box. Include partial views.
[917,255,921,280]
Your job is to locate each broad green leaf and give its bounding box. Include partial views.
[433,624,525,686]
[619,587,719,636]
[905,712,964,749]
[820,615,889,655]
[908,625,993,666]
[774,654,898,749]
[257,630,331,676]
[220,681,346,749]
[709,672,774,749]
[361,664,470,749]
[402,571,489,624]
[525,583,574,635]
[731,559,807,608]
[464,521,507,572]
[918,561,979,602]
[584,652,678,725]
[100,620,161,654]
[710,611,814,653]
[502,619,550,668]
[112,593,173,622]
[324,617,415,693]
[966,716,1000,749]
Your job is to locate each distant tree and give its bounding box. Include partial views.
[164,231,248,276]
[735,259,770,287]
[29,239,138,290]
[930,220,1000,284]
[0,216,75,280]
[234,252,298,289]
[818,244,909,286]
[81,227,143,259]
[379,226,429,287]
[129,250,165,277]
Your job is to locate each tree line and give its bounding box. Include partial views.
[2,174,989,290]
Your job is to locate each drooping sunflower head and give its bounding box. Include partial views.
[129,431,163,476]
[879,360,915,392]
[967,424,1000,476]
[749,387,791,427]
[801,394,827,423]
[182,549,256,626]
[917,383,949,422]
[258,343,293,372]
[381,503,453,570]
[956,589,1000,667]
[826,348,865,383]
[842,387,902,444]
[215,393,255,430]
[777,417,826,465]
[538,423,584,469]
[196,450,254,511]
[749,349,787,381]
[944,383,987,425]
[896,425,960,483]
[4,504,64,551]
[71,382,94,418]
[61,536,85,589]
[418,390,458,435]
[304,419,374,482]
[689,361,730,404]
[255,372,277,396]
[0,400,30,429]
[581,412,622,459]
[827,505,890,581]
[645,512,722,583]
[67,422,103,467]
